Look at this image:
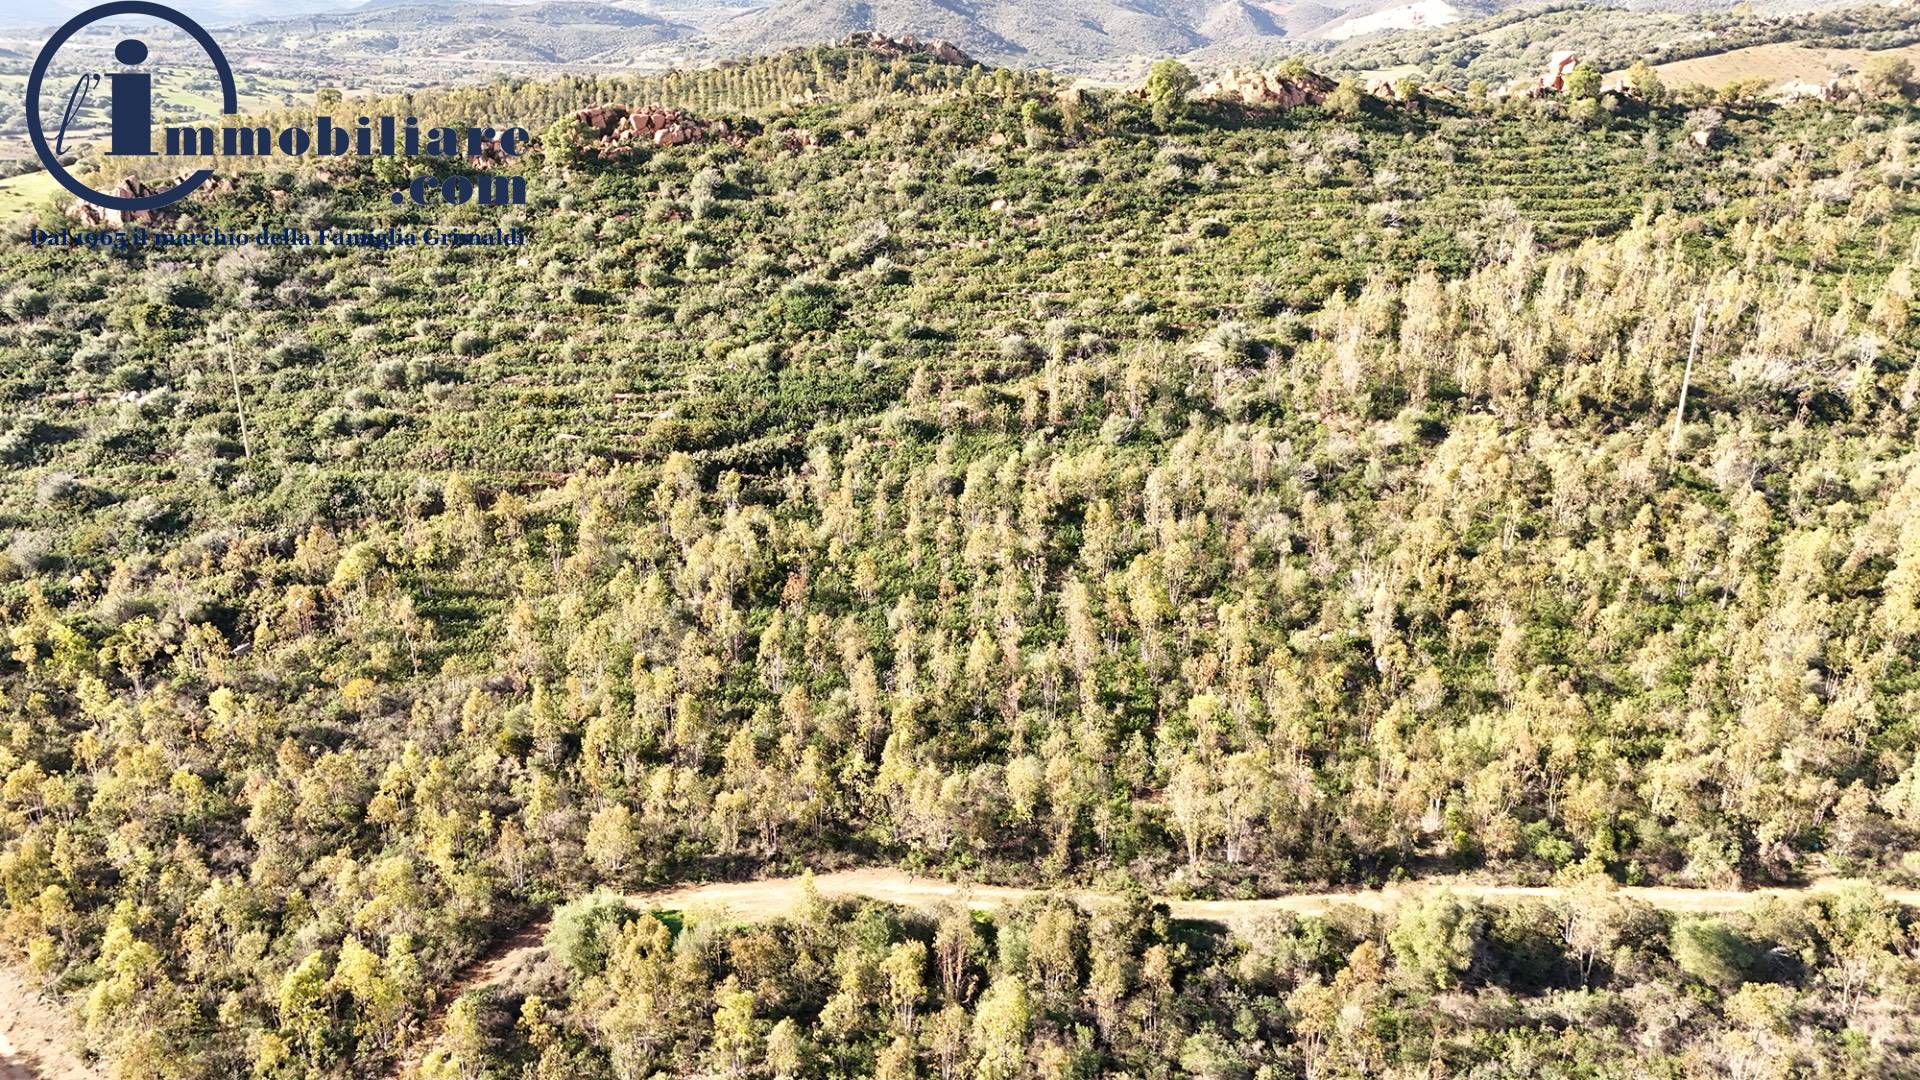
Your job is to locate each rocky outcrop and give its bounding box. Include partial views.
[468,137,514,170]
[1772,77,1849,104]
[838,31,973,67]
[1199,66,1337,109]
[572,104,740,160]
[575,104,629,139]
[775,128,819,154]
[73,176,166,226]
[71,171,236,226]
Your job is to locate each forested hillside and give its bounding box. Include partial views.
[1,41,1920,1078]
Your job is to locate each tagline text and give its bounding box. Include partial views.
[25,226,529,252]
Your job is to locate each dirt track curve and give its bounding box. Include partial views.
[387,868,1920,1077]
[0,869,1911,1079]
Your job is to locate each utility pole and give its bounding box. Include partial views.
[1670,302,1705,458]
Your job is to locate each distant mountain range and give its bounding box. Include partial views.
[2,0,1899,76]
[0,0,359,29]
[714,0,1490,64]
[102,0,1487,70]
[0,0,1489,63]
[0,0,746,30]
[226,0,704,65]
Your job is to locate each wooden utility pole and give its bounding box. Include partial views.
[1670,302,1705,458]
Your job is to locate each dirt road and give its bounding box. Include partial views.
[387,867,1920,1075]
[626,867,1920,924]
[1,869,1905,1080]
[0,966,95,1080]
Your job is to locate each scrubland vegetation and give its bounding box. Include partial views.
[1,39,1920,1079]
[440,879,1910,1079]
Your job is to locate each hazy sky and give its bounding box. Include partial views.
[0,1,371,30]
[0,0,758,30]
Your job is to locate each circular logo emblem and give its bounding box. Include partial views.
[27,1,238,213]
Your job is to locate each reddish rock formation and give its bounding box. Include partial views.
[1199,67,1337,109]
[575,104,629,138]
[838,31,973,67]
[468,137,513,170]
[70,171,235,226]
[72,175,163,226]
[570,103,741,160]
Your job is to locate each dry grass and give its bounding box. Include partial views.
[0,171,61,223]
[1605,42,1920,92]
